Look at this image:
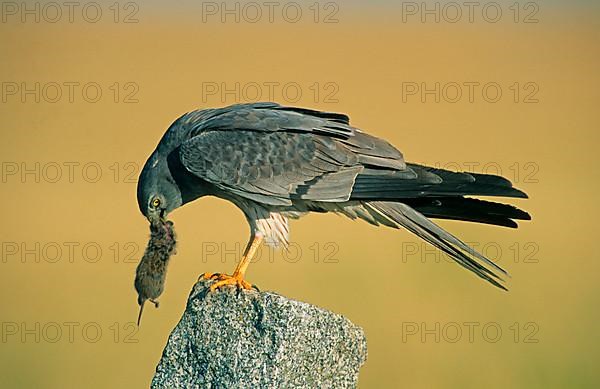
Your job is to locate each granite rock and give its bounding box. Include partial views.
[152,279,367,388]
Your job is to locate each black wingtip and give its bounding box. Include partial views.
[512,187,529,199]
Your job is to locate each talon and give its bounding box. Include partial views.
[205,235,263,293]
[150,299,159,308]
[209,273,255,292]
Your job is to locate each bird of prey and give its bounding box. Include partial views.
[136,102,530,294]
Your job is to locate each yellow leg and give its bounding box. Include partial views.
[201,234,263,292]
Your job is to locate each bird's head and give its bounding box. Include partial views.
[137,153,182,223]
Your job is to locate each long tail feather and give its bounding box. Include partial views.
[364,201,508,290]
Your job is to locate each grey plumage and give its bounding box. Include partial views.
[137,102,530,291]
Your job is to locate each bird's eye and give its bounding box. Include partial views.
[152,198,161,208]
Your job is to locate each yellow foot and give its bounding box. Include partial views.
[206,273,254,292]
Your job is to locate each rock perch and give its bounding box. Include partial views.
[152,279,368,388]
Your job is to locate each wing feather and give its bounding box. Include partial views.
[175,103,527,210]
[176,103,408,205]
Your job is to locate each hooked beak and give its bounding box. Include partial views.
[147,208,167,225]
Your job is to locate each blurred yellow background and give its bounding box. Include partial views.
[1,1,598,387]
